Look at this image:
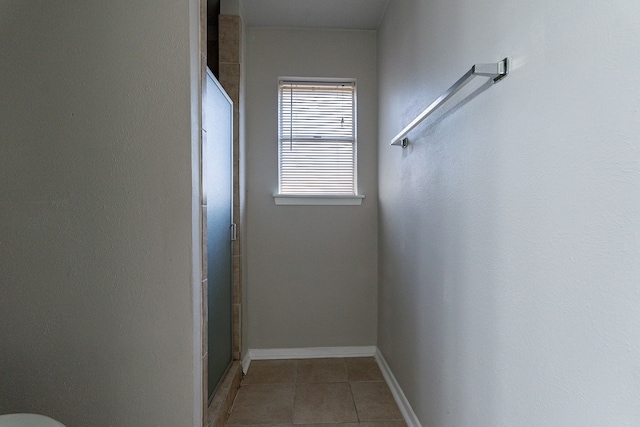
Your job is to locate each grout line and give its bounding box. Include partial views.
[349,380,361,422]
[342,358,349,383]
[292,359,298,425]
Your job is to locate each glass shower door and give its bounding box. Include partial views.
[203,69,233,400]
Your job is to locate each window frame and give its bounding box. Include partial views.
[273,77,364,206]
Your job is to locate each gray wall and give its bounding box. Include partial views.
[0,1,201,426]
[245,28,378,349]
[378,0,640,425]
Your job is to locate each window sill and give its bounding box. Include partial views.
[273,194,365,206]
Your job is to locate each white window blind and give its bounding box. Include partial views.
[278,80,356,195]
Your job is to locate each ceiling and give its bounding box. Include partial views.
[240,0,390,30]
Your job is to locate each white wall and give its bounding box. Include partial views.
[0,1,201,426]
[378,0,640,425]
[245,28,378,349]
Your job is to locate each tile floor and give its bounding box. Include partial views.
[226,357,406,426]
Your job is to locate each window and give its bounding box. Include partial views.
[275,79,363,205]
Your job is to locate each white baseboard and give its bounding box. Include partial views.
[243,346,376,374]
[375,348,422,427]
[241,351,251,374]
[250,345,377,360]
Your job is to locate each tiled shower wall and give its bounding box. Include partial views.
[218,14,243,362]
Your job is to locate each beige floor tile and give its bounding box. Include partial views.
[299,424,359,427]
[296,358,348,383]
[344,357,384,382]
[243,359,297,384]
[351,381,403,422]
[359,422,407,427]
[227,383,295,425]
[293,382,358,424]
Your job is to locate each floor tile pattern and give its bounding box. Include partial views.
[226,357,406,426]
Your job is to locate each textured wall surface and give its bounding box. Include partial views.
[0,1,201,426]
[377,0,640,425]
[245,28,378,349]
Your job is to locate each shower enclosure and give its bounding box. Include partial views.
[203,69,233,400]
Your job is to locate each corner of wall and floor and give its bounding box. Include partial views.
[240,346,422,427]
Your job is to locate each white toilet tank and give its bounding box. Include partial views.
[0,414,65,427]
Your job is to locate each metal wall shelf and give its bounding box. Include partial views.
[390,58,509,148]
